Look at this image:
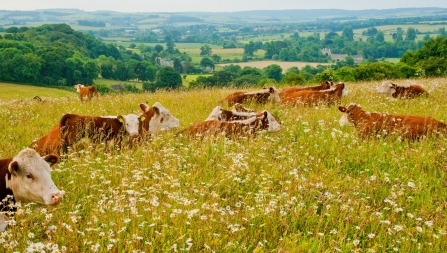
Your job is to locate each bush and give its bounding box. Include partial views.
[282,73,306,85]
[142,82,157,93]
[123,84,140,93]
[155,67,182,90]
[94,84,112,94]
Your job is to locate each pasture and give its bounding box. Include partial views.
[0,78,447,252]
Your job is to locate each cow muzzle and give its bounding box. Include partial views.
[48,191,63,206]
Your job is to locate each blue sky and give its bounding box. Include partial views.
[2,0,447,12]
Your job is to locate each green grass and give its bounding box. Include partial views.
[0,82,76,101]
[0,78,447,252]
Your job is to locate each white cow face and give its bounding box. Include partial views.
[205,106,223,121]
[376,81,396,97]
[268,87,281,103]
[258,111,281,132]
[140,102,180,134]
[341,83,349,97]
[338,103,357,127]
[6,148,62,206]
[117,114,145,138]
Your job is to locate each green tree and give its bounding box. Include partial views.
[200,57,214,70]
[154,44,164,53]
[406,27,417,41]
[375,31,385,42]
[342,26,354,41]
[211,54,221,63]
[155,67,182,89]
[263,64,283,82]
[200,44,212,56]
[244,41,257,56]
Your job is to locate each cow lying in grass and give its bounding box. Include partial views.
[30,124,62,156]
[376,80,428,99]
[338,103,446,140]
[279,81,333,99]
[178,111,280,138]
[219,87,280,106]
[74,84,99,102]
[0,148,62,231]
[281,82,348,107]
[205,106,256,121]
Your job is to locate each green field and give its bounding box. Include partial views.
[0,79,446,252]
[0,83,76,101]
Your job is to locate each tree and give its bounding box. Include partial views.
[263,64,283,82]
[200,57,214,70]
[154,44,164,53]
[165,34,176,54]
[244,41,257,56]
[200,44,212,56]
[406,27,417,41]
[342,26,354,41]
[155,67,182,89]
[211,54,221,63]
[129,43,136,49]
[375,31,385,42]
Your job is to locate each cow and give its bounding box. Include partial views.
[376,81,428,99]
[138,102,180,136]
[59,113,144,151]
[279,81,333,99]
[233,103,256,113]
[0,148,62,231]
[74,84,99,102]
[178,111,281,138]
[219,87,280,106]
[338,103,446,140]
[205,106,256,121]
[281,82,348,107]
[30,124,62,156]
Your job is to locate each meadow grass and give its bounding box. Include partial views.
[0,78,447,252]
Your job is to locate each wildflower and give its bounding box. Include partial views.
[330,229,338,235]
[408,182,415,188]
[416,226,423,233]
[425,221,433,227]
[353,239,360,246]
[368,233,375,239]
[91,243,100,252]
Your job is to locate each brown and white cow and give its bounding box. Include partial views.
[281,82,348,107]
[338,103,446,140]
[219,87,280,106]
[279,81,333,99]
[30,124,62,156]
[178,111,281,138]
[59,113,144,151]
[74,84,99,102]
[205,106,256,121]
[139,102,180,136]
[376,81,428,99]
[233,103,256,113]
[0,148,62,231]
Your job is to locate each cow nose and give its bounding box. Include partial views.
[50,192,63,205]
[130,132,138,138]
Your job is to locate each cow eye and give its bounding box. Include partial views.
[26,173,34,180]
[160,117,164,123]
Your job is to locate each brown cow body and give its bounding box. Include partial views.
[281,82,348,107]
[219,87,280,106]
[205,106,256,121]
[338,104,446,140]
[376,81,428,99]
[179,111,281,138]
[279,81,333,99]
[30,124,62,156]
[74,84,99,101]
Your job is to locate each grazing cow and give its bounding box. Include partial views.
[59,113,144,151]
[338,103,446,140]
[139,102,180,136]
[279,81,333,99]
[219,87,280,106]
[376,81,428,99]
[281,82,348,107]
[30,124,62,156]
[178,111,281,138]
[205,106,256,121]
[74,84,99,102]
[0,148,62,231]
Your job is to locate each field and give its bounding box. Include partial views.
[0,83,75,101]
[0,78,447,252]
[217,61,327,71]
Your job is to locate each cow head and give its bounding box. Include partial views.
[6,148,62,206]
[73,84,85,92]
[268,87,281,103]
[376,81,396,97]
[205,106,223,121]
[117,114,145,139]
[338,103,360,126]
[257,110,281,132]
[140,102,180,134]
[321,81,334,89]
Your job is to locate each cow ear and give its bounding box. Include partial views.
[263,111,268,119]
[154,106,160,115]
[117,116,124,123]
[338,106,347,112]
[43,155,59,167]
[140,103,149,112]
[140,115,146,122]
[8,161,19,176]
[269,87,274,93]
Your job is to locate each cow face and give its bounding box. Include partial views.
[117,114,145,138]
[338,104,358,126]
[6,148,62,206]
[140,102,180,134]
[376,81,396,96]
[258,111,281,132]
[268,87,281,103]
[205,106,223,121]
[73,84,82,92]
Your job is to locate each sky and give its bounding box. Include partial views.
[2,0,447,13]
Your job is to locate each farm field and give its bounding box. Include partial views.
[217,60,328,71]
[0,78,447,252]
[0,83,75,101]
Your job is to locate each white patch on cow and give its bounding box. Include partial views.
[205,106,223,121]
[149,102,180,134]
[265,111,281,132]
[268,87,281,103]
[244,89,270,95]
[100,116,117,119]
[5,148,62,206]
[230,110,256,118]
[119,114,141,138]
[376,81,396,97]
[232,116,257,124]
[339,113,353,127]
[342,86,349,97]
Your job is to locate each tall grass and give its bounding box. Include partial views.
[0,78,446,252]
